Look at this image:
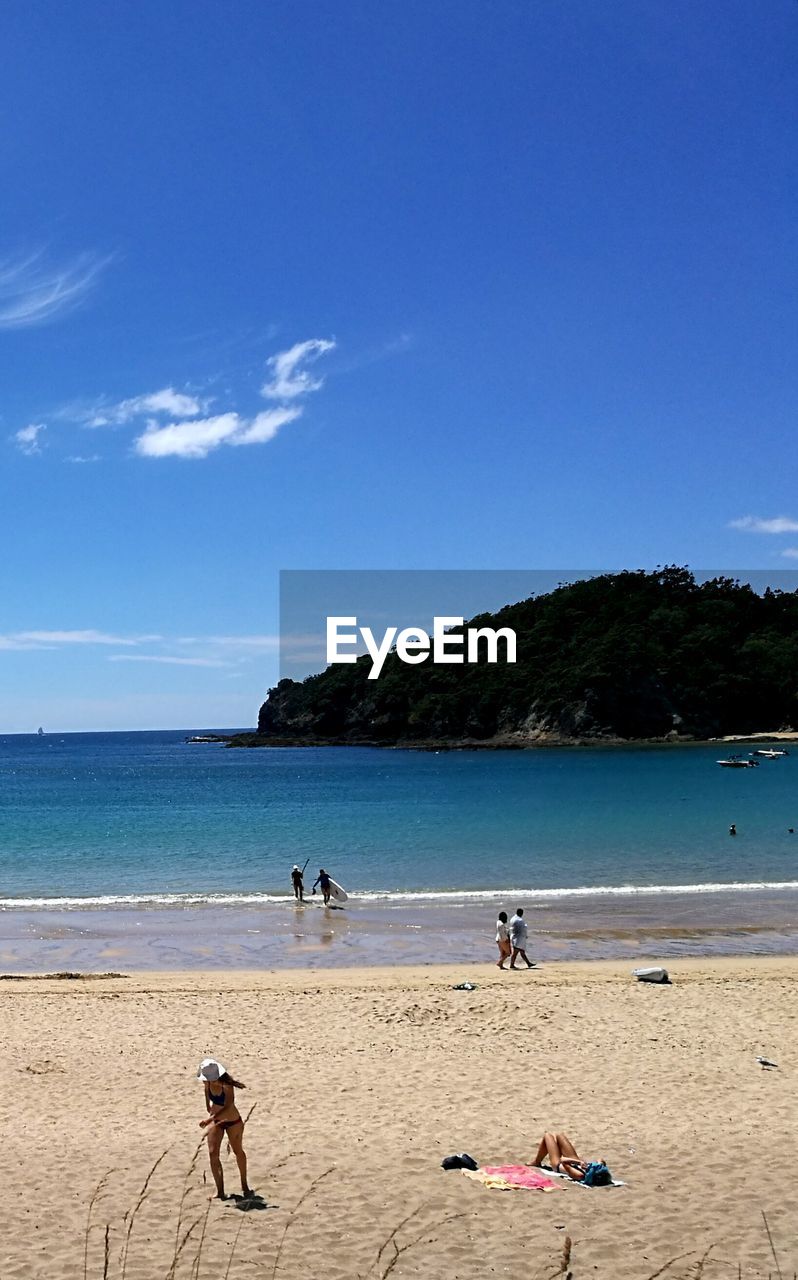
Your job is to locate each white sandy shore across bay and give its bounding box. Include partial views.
[2,957,796,1279]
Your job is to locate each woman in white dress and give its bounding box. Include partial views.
[495,911,511,969]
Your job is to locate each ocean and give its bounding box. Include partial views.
[2,730,798,902]
[1,730,797,968]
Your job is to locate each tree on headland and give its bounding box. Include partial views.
[240,570,798,746]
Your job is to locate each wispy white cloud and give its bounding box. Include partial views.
[0,249,111,329]
[335,332,413,376]
[0,637,57,652]
[87,387,207,428]
[133,412,238,458]
[8,629,162,647]
[133,407,300,459]
[131,337,334,458]
[781,548,798,560]
[0,628,281,666]
[13,423,46,455]
[108,654,232,667]
[232,407,302,447]
[729,515,798,534]
[13,336,335,463]
[178,634,280,651]
[261,338,335,400]
[0,629,278,654]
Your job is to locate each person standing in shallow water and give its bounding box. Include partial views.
[509,907,534,969]
[197,1058,252,1201]
[495,911,511,969]
[313,867,332,904]
[291,864,305,901]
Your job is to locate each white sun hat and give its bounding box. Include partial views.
[197,1057,226,1082]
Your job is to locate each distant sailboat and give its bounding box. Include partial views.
[37,727,44,736]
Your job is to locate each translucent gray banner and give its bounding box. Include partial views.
[278,569,798,683]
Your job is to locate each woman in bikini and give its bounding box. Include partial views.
[531,1132,593,1182]
[197,1058,252,1200]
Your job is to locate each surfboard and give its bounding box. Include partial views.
[328,878,348,904]
[632,966,670,984]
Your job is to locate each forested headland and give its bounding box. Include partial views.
[232,570,798,747]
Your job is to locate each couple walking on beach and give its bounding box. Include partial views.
[496,908,534,969]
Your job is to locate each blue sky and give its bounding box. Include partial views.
[1,0,796,731]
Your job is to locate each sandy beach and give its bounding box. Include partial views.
[3,956,796,1279]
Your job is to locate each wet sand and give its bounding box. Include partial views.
[2,886,798,971]
[2,957,796,1279]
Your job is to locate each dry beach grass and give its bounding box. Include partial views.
[2,958,796,1278]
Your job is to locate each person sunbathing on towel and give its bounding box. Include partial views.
[532,1132,594,1182]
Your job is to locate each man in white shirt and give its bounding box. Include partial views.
[509,907,534,969]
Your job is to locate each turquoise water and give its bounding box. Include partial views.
[2,731,798,906]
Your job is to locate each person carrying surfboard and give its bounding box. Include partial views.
[312,867,332,905]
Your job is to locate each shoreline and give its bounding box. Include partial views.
[3,876,798,907]
[226,730,798,749]
[3,885,798,972]
[1,951,796,983]
[7,727,798,746]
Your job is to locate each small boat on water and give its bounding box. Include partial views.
[37,727,44,736]
[717,755,759,768]
[750,748,789,759]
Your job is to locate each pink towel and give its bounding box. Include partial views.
[480,1165,556,1189]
